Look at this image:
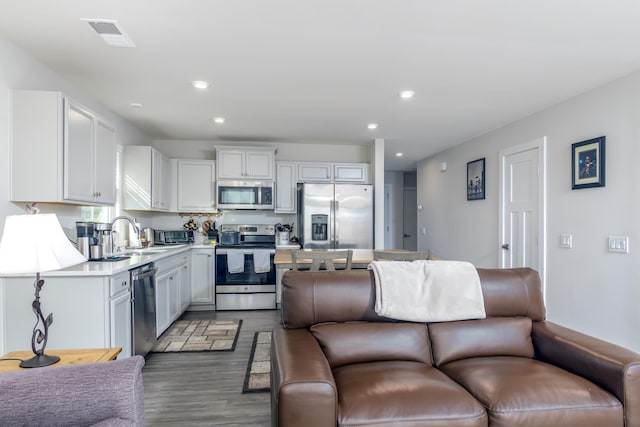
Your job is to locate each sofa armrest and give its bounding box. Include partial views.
[271,327,337,427]
[0,355,145,426]
[533,321,640,427]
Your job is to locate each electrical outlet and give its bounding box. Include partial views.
[559,234,572,249]
[608,236,629,253]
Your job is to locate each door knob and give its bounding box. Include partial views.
[501,243,510,250]
[403,234,411,238]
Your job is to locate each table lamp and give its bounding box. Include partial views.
[0,213,86,368]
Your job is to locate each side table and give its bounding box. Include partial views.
[0,347,122,373]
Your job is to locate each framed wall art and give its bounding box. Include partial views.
[467,157,485,200]
[571,136,605,190]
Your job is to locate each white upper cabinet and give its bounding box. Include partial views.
[275,162,297,213]
[333,163,369,183]
[177,159,216,212]
[152,148,171,210]
[298,162,333,182]
[10,90,116,205]
[94,120,117,203]
[297,162,370,183]
[123,146,172,211]
[216,146,275,180]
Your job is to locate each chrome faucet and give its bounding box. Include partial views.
[109,215,141,253]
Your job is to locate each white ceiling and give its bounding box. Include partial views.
[2,1,640,171]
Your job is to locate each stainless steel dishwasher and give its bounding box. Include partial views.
[130,263,157,357]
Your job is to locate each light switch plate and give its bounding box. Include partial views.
[560,234,572,249]
[608,236,629,253]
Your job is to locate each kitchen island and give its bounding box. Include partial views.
[0,244,214,357]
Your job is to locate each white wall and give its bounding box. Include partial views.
[417,71,640,351]
[0,35,151,235]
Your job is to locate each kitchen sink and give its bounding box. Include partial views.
[88,255,131,262]
[121,244,188,255]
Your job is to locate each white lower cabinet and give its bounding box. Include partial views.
[180,263,191,311]
[155,252,190,337]
[110,272,132,358]
[155,271,172,336]
[190,248,215,307]
[1,275,128,356]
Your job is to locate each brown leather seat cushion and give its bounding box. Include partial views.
[429,317,534,366]
[440,356,623,427]
[311,322,431,368]
[333,360,487,427]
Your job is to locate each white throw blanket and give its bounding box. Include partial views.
[368,260,486,322]
[253,250,271,273]
[227,250,245,274]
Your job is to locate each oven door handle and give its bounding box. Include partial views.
[215,249,275,255]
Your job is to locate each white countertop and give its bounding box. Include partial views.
[276,244,301,249]
[0,244,215,278]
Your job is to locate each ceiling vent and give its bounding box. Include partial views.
[82,19,135,47]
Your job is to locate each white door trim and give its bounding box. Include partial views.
[384,184,392,248]
[499,137,547,293]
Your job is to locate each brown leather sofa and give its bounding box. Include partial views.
[271,268,640,427]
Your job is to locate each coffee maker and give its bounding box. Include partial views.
[75,221,95,259]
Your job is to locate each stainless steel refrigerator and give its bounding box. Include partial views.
[297,183,373,249]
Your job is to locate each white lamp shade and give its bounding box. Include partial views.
[0,214,87,274]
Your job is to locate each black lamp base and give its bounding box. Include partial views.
[19,353,60,368]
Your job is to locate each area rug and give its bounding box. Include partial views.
[242,330,272,393]
[151,319,242,353]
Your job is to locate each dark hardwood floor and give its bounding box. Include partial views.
[143,309,281,426]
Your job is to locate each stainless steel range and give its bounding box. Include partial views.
[215,224,276,310]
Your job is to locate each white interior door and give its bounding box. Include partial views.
[499,138,546,278]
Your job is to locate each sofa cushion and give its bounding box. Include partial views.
[311,322,431,368]
[429,317,533,366]
[333,360,487,427]
[440,356,623,427]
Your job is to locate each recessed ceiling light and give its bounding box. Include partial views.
[367,123,378,130]
[399,90,415,99]
[192,80,210,89]
[129,102,143,109]
[395,152,404,157]
[213,117,225,124]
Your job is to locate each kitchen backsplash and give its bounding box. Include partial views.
[150,211,297,236]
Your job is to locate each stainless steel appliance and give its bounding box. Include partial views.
[153,230,193,245]
[75,221,95,258]
[215,224,276,310]
[216,180,274,210]
[297,183,374,249]
[130,263,157,357]
[142,227,155,247]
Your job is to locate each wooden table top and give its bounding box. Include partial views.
[274,248,375,267]
[0,347,122,373]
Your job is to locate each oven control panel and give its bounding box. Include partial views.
[220,224,275,235]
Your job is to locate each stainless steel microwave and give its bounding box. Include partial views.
[216,180,274,210]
